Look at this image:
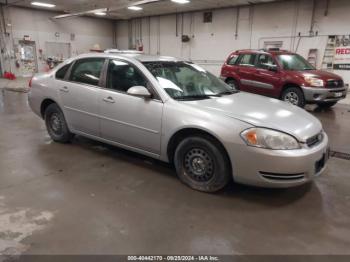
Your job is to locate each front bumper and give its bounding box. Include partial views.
[227,132,329,188]
[302,85,348,103]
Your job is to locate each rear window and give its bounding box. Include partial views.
[237,54,256,66]
[69,58,105,86]
[55,63,71,80]
[227,55,239,65]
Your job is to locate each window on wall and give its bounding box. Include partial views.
[107,59,148,93]
[55,63,71,80]
[69,58,105,86]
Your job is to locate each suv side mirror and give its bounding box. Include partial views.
[127,86,152,99]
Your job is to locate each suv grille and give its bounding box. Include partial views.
[325,79,344,88]
[306,132,324,147]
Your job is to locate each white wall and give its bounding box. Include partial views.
[115,0,350,84]
[0,6,115,76]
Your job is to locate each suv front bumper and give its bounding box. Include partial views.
[302,85,348,103]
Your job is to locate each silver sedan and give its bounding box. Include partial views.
[28,52,329,192]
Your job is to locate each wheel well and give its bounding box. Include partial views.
[280,83,302,99]
[40,99,56,118]
[225,77,236,83]
[167,128,232,170]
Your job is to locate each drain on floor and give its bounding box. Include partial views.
[330,151,350,160]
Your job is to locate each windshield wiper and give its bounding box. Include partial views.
[175,94,220,100]
[218,90,239,96]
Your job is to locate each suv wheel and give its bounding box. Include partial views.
[44,103,74,143]
[174,136,231,193]
[281,87,305,108]
[317,101,337,108]
[226,79,239,90]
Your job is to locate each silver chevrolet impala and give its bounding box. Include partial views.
[28,52,329,192]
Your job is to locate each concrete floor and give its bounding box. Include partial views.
[1,86,350,256]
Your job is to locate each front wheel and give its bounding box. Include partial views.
[174,136,231,193]
[281,87,306,108]
[44,103,74,143]
[317,101,337,108]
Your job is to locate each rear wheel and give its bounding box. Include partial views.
[281,87,305,108]
[317,101,337,108]
[44,103,74,143]
[226,79,239,90]
[174,136,231,193]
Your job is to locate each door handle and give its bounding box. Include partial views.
[103,96,115,103]
[59,86,69,93]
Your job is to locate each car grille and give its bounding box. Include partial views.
[306,132,324,147]
[259,172,305,181]
[325,79,344,88]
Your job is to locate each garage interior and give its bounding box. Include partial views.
[1,0,350,258]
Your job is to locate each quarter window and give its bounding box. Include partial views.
[69,58,105,86]
[227,55,239,65]
[107,60,148,93]
[238,54,256,66]
[55,63,71,80]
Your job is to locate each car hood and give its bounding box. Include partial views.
[294,70,342,81]
[183,92,322,142]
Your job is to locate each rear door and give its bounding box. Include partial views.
[236,53,259,93]
[59,57,105,137]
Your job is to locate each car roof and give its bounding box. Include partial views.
[233,49,294,55]
[68,52,184,63]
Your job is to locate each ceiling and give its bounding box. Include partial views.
[0,0,282,20]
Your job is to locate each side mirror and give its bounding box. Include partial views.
[127,86,152,99]
[268,65,278,72]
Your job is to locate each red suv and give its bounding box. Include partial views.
[220,49,348,108]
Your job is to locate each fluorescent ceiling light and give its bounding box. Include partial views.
[31,2,56,8]
[128,6,143,11]
[94,12,107,16]
[171,0,190,4]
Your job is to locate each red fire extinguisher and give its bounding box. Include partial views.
[137,40,144,52]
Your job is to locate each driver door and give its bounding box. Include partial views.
[99,59,163,155]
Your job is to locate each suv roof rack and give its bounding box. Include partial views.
[104,49,144,54]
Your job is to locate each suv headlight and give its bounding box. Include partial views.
[240,128,301,150]
[304,76,324,87]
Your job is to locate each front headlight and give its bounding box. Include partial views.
[304,76,324,87]
[240,128,301,150]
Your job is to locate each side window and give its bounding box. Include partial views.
[107,60,148,93]
[55,63,71,80]
[227,55,239,65]
[256,54,276,69]
[69,58,105,86]
[238,54,256,67]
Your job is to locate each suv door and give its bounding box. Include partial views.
[253,54,281,97]
[59,57,105,136]
[236,53,258,93]
[99,59,163,155]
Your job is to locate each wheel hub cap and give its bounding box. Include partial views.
[184,148,214,182]
[284,91,299,105]
[50,113,62,133]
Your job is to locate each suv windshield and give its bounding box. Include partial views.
[143,61,236,100]
[277,54,315,71]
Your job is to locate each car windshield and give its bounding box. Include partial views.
[143,61,237,100]
[277,54,315,71]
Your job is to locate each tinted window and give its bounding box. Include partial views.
[256,54,276,69]
[55,63,71,80]
[69,58,105,86]
[107,60,148,93]
[227,55,239,65]
[238,54,256,66]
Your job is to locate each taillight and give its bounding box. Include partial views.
[29,77,33,88]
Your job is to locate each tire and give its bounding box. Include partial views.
[281,87,305,108]
[44,103,74,143]
[317,101,337,108]
[174,136,231,193]
[226,78,239,90]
